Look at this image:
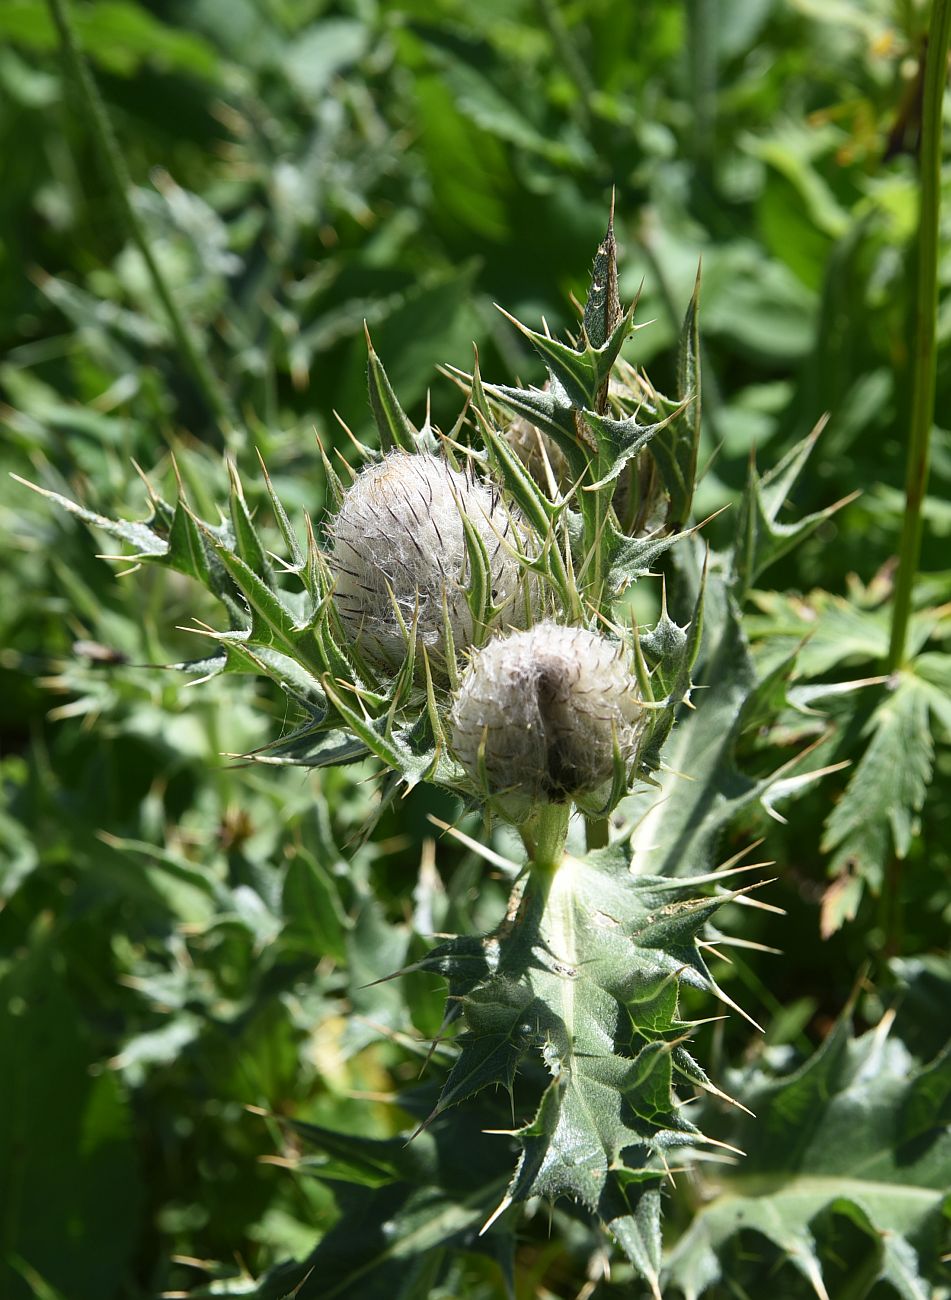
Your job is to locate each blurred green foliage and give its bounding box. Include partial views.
[1,1,949,1297]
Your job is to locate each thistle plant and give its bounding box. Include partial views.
[23,210,903,1298]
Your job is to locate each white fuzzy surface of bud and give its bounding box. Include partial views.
[450,622,643,806]
[329,452,528,670]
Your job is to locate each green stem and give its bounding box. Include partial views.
[887,1,951,670]
[47,0,238,437]
[522,804,571,875]
[685,0,718,202]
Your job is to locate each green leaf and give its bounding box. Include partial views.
[366,330,418,453]
[649,268,701,529]
[625,550,825,877]
[0,935,143,1300]
[288,1108,515,1300]
[482,381,588,476]
[366,330,437,455]
[12,474,169,558]
[733,422,853,597]
[498,301,634,417]
[582,403,679,490]
[665,1013,951,1300]
[228,459,274,582]
[424,844,738,1295]
[821,673,935,897]
[281,848,349,963]
[583,203,622,352]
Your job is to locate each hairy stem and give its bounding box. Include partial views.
[521,804,571,876]
[887,0,951,670]
[47,0,238,438]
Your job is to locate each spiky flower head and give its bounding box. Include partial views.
[328,451,530,672]
[450,622,644,811]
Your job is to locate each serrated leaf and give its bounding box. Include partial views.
[821,673,935,897]
[733,422,853,597]
[482,381,588,476]
[649,268,701,529]
[253,722,367,769]
[208,541,316,664]
[583,204,622,353]
[605,521,688,594]
[426,844,732,1292]
[665,1014,951,1300]
[287,1106,515,1300]
[582,403,679,491]
[435,979,538,1113]
[13,474,169,557]
[626,549,823,877]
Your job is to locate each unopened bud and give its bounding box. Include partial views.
[450,622,643,806]
[329,451,528,671]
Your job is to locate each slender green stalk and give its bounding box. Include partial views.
[887,0,951,670]
[47,0,238,437]
[685,0,718,202]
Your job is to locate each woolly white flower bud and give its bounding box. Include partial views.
[450,622,643,806]
[329,451,529,671]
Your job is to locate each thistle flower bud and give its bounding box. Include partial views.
[504,413,570,493]
[329,451,529,671]
[450,623,643,807]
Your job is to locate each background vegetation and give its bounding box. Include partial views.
[1,1,948,1297]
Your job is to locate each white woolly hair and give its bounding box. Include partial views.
[450,622,643,805]
[328,451,529,671]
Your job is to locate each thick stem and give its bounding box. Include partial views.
[887,1,951,670]
[522,804,571,876]
[46,0,238,438]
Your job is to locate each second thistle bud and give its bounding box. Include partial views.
[329,451,530,672]
[450,622,644,812]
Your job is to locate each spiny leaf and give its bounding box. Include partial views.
[638,565,705,776]
[482,381,588,476]
[733,419,855,597]
[256,450,305,570]
[582,402,681,491]
[665,1011,951,1300]
[228,459,273,581]
[426,844,735,1290]
[583,199,622,353]
[287,1110,516,1300]
[12,474,170,558]
[639,590,689,697]
[366,326,437,455]
[626,549,825,877]
[649,266,701,529]
[605,520,689,594]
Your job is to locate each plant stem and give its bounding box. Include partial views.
[523,804,571,875]
[46,0,238,438]
[887,0,951,670]
[685,0,718,204]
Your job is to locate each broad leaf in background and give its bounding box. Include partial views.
[665,1009,951,1300]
